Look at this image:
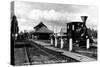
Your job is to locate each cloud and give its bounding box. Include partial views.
[19,25,33,32]
[28,9,91,25]
[28,9,84,21]
[17,9,97,31]
[15,1,97,31]
[28,9,97,30]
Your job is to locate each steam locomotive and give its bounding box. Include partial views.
[66,16,93,47]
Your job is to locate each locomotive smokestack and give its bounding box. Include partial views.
[81,16,88,25]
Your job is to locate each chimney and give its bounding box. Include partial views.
[81,16,88,25]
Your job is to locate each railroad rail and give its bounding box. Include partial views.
[23,40,78,65]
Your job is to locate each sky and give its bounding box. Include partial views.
[14,1,98,32]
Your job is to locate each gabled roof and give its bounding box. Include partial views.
[35,26,53,33]
[34,22,47,29]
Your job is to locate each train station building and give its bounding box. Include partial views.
[33,22,53,40]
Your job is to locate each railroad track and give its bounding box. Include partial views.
[24,44,63,65]
[23,40,78,65]
[24,44,61,65]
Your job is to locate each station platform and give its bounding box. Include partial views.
[29,39,96,62]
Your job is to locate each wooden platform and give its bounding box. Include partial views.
[29,39,96,62]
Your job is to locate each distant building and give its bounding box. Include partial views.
[33,22,53,39]
[58,27,67,36]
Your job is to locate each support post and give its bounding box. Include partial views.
[61,37,64,49]
[55,37,57,47]
[86,38,90,49]
[51,38,53,45]
[69,38,73,51]
[15,34,18,40]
